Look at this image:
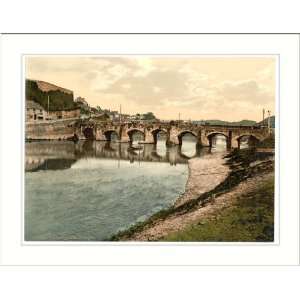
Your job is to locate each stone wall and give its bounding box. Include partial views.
[49,108,81,120]
[26,119,76,140]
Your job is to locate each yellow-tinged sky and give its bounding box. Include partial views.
[25,56,276,121]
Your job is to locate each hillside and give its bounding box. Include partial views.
[193,117,275,128]
[193,119,257,126]
[256,116,275,128]
[26,79,77,111]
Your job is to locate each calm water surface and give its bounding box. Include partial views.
[25,135,227,241]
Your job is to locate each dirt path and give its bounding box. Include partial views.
[126,171,273,241]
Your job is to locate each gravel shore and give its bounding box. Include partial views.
[175,153,230,207]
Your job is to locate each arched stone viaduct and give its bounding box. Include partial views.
[74,120,270,149]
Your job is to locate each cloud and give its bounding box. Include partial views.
[121,83,131,89]
[132,57,156,77]
[218,79,273,105]
[84,71,98,80]
[25,56,276,121]
[257,63,276,81]
[91,60,274,119]
[153,86,162,93]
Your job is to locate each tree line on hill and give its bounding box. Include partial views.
[26,79,78,111]
[193,117,275,128]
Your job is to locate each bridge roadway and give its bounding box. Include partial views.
[26,118,270,149]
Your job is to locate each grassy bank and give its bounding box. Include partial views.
[110,148,274,241]
[257,135,275,148]
[163,176,274,242]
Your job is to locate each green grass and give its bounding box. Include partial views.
[257,136,275,148]
[163,176,274,242]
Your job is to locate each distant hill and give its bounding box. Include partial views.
[26,79,77,111]
[193,117,276,127]
[193,119,257,126]
[256,116,275,128]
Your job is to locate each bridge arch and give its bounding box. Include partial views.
[83,127,95,140]
[104,130,119,141]
[206,132,229,149]
[236,134,261,149]
[151,128,168,144]
[177,130,198,146]
[127,128,145,143]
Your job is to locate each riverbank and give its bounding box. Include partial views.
[164,173,274,241]
[175,153,230,207]
[111,148,274,241]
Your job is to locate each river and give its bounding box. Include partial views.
[25,135,228,241]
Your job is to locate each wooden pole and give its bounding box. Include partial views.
[267,110,271,134]
[47,95,50,117]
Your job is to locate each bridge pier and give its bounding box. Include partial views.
[140,128,155,144]
[119,136,130,143]
[95,127,107,141]
[231,137,240,149]
[196,130,203,147]
[166,127,180,146]
[200,131,210,147]
[227,130,232,150]
[196,142,202,153]
[119,126,130,143]
[74,127,86,140]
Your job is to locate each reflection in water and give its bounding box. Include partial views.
[156,132,167,157]
[26,138,210,172]
[131,131,144,145]
[25,138,226,241]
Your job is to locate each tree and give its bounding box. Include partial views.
[103,113,110,120]
[143,112,156,120]
[26,79,76,111]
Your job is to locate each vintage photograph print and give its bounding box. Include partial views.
[24,56,275,242]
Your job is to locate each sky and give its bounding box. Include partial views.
[25,56,276,122]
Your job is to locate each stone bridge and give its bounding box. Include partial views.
[74,120,270,149]
[26,118,270,149]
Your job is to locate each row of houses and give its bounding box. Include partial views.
[26,79,157,123]
[26,97,157,123]
[26,79,81,122]
[26,100,81,122]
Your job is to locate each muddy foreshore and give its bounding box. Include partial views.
[110,148,274,241]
